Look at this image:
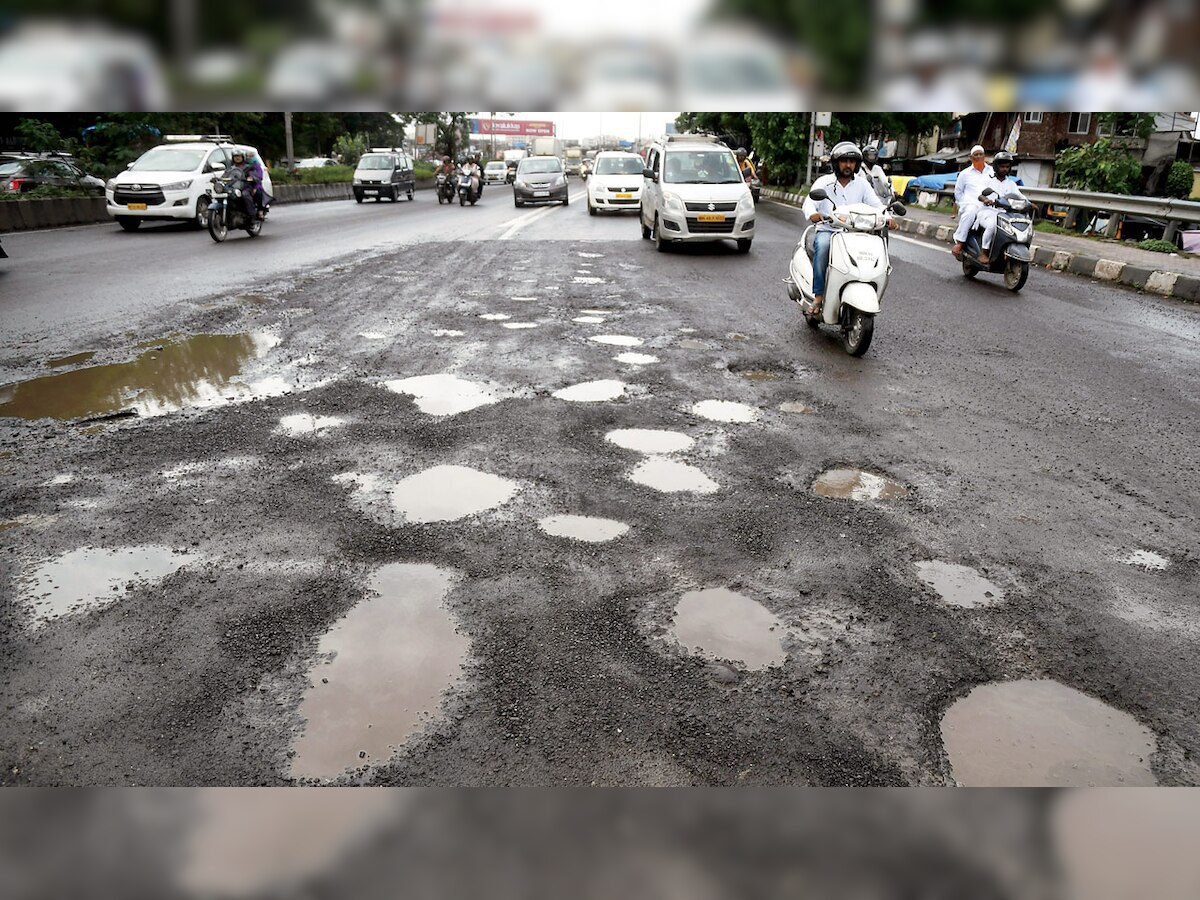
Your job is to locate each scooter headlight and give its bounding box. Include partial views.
[852,213,879,231]
[998,218,1017,237]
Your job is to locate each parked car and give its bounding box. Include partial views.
[352,149,415,203]
[483,160,509,184]
[0,156,105,195]
[106,135,272,231]
[296,157,338,169]
[586,151,644,215]
[513,156,568,207]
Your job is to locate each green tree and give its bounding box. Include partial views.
[15,119,65,152]
[1055,139,1143,194]
[1097,113,1156,140]
[332,133,369,167]
[1164,160,1194,199]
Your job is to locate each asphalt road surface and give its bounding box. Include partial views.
[1,184,1197,786]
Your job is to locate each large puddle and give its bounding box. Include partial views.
[552,380,626,402]
[276,414,346,436]
[940,679,1157,786]
[914,561,1005,609]
[20,545,194,628]
[589,335,643,347]
[670,588,786,670]
[606,429,694,455]
[629,457,718,494]
[691,400,759,423]
[0,332,280,421]
[289,563,468,780]
[538,515,629,543]
[389,465,519,523]
[385,374,498,416]
[812,468,908,501]
[614,352,659,365]
[573,316,605,324]
[47,351,96,368]
[1120,550,1169,571]
[478,313,510,321]
[502,322,539,330]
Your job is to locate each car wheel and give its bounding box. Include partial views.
[588,200,596,216]
[736,239,752,254]
[653,215,668,252]
[355,194,363,204]
[563,193,569,206]
[117,216,141,232]
[193,196,211,229]
[515,198,523,208]
[641,208,652,239]
[407,187,415,200]
[388,188,398,201]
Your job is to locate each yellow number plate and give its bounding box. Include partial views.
[127,203,147,210]
[696,213,725,222]
[615,192,632,199]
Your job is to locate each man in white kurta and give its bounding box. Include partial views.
[952,145,993,258]
[971,152,1027,265]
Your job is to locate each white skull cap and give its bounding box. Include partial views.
[970,144,985,155]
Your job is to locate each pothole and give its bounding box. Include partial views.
[629,457,718,494]
[501,322,539,330]
[779,401,815,414]
[914,561,1005,608]
[691,400,759,423]
[478,313,510,321]
[552,380,626,402]
[589,335,643,347]
[1120,550,1169,571]
[812,468,908,501]
[385,374,498,416]
[679,339,710,350]
[20,545,195,629]
[0,332,280,421]
[289,563,468,780]
[606,429,694,454]
[46,351,96,368]
[276,414,346,436]
[669,588,785,670]
[573,316,605,324]
[614,353,659,365]
[940,679,1157,786]
[41,474,75,486]
[538,515,630,543]
[430,329,465,337]
[573,276,606,285]
[386,465,519,524]
[358,332,386,340]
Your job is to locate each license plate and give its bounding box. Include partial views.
[615,193,632,199]
[364,189,378,194]
[696,213,725,222]
[533,190,550,197]
[127,203,147,210]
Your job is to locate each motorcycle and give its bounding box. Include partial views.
[436,171,456,204]
[784,188,906,357]
[206,167,264,242]
[457,171,481,206]
[960,187,1033,292]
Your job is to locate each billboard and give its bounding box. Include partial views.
[470,119,555,136]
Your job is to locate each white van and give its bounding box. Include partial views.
[639,135,755,253]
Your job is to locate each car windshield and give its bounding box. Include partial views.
[357,155,393,170]
[0,161,24,176]
[596,156,644,175]
[130,147,207,172]
[518,159,561,174]
[297,158,328,167]
[663,150,742,184]
[485,162,506,170]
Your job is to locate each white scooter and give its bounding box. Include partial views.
[784,188,906,357]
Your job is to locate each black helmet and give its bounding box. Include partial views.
[863,146,879,164]
[830,141,863,174]
[992,151,1015,167]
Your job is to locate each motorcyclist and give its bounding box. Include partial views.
[802,141,896,318]
[226,150,256,219]
[735,147,756,181]
[242,150,271,219]
[859,145,892,204]
[971,151,1026,266]
[462,155,483,200]
[951,144,993,259]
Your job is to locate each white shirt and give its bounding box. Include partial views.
[982,175,1025,203]
[954,164,994,208]
[859,163,891,201]
[803,173,885,232]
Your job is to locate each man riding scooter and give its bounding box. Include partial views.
[951,144,993,260]
[969,151,1025,267]
[859,145,893,204]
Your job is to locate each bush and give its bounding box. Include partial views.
[1055,139,1143,195]
[332,133,368,168]
[1136,238,1179,254]
[1164,160,1194,199]
[270,165,355,185]
[0,185,99,201]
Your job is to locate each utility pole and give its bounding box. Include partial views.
[284,112,294,170]
[805,113,815,186]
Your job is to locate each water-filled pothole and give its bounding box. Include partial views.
[940,679,1157,786]
[502,322,539,330]
[629,457,718,494]
[1120,550,1169,571]
[385,374,498,416]
[573,276,606,284]
[389,465,519,523]
[289,563,468,780]
[589,335,643,347]
[430,329,465,337]
[0,332,279,421]
[779,401,815,414]
[740,371,778,381]
[914,561,1005,608]
[538,515,630,543]
[691,400,759,423]
[21,545,194,628]
[47,351,96,368]
[277,414,346,436]
[670,588,785,669]
[614,353,659,365]
[606,429,694,454]
[573,316,605,324]
[553,380,626,402]
[478,313,510,321]
[812,468,908,501]
[679,339,710,350]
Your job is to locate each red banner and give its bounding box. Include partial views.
[470,119,555,136]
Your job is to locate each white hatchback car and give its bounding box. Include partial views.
[106,137,272,231]
[586,151,645,215]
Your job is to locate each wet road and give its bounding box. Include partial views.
[1,184,1198,786]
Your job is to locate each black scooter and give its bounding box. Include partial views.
[960,187,1034,292]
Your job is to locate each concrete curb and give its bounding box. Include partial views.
[763,189,1198,304]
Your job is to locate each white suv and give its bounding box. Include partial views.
[106,135,273,232]
[639,135,755,253]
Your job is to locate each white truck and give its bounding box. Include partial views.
[530,137,563,159]
[563,146,583,176]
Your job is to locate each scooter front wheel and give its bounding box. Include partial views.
[1004,260,1029,292]
[962,257,978,279]
[842,310,874,357]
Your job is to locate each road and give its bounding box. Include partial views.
[1,182,1198,786]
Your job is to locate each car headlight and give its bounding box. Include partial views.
[514,179,528,189]
[105,179,117,192]
[737,193,754,213]
[160,180,193,192]
[552,175,565,187]
[663,192,684,213]
[353,177,363,185]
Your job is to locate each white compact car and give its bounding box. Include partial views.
[586,151,645,215]
[106,136,272,232]
[483,160,509,184]
[639,135,755,253]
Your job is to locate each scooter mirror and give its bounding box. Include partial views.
[981,187,996,196]
[809,188,828,201]
[890,201,907,216]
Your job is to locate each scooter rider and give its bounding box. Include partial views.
[462,155,483,200]
[971,150,1026,266]
[802,141,896,318]
[736,147,756,180]
[859,145,892,203]
[952,145,993,259]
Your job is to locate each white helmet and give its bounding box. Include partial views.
[830,141,863,174]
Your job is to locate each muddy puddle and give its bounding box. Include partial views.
[289,563,468,780]
[46,351,96,368]
[478,313,510,321]
[553,380,626,402]
[389,465,519,523]
[740,371,779,382]
[573,316,605,324]
[678,339,710,350]
[1120,550,1169,571]
[385,374,498,416]
[589,335,643,347]
[614,353,659,365]
[276,414,346,436]
[538,515,630,543]
[691,400,759,424]
[606,429,694,455]
[501,322,539,330]
[813,468,908,501]
[0,332,279,421]
[20,545,194,628]
[629,457,718,494]
[940,679,1157,786]
[915,561,1005,609]
[779,401,815,414]
[670,588,785,670]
